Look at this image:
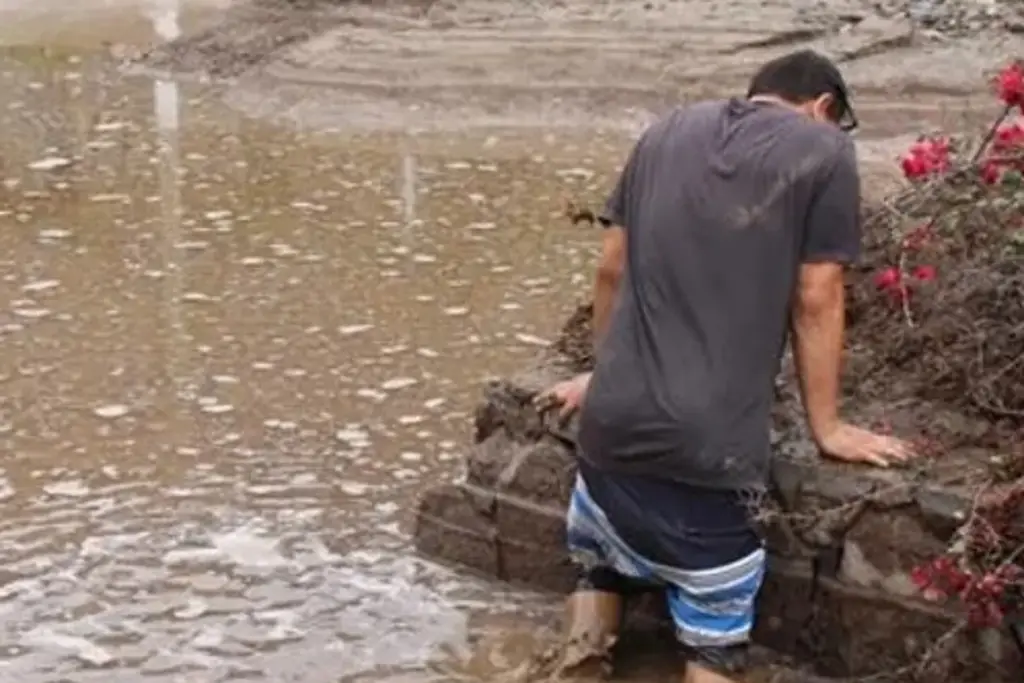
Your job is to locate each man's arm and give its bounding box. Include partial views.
[790,139,860,446]
[791,140,913,467]
[592,226,625,346]
[791,262,846,443]
[591,131,646,349]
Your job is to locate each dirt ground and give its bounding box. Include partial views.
[135,6,1015,105]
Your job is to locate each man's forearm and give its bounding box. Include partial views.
[791,294,845,443]
[591,271,620,350]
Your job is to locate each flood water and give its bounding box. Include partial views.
[0,2,634,681]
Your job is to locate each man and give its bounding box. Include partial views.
[538,50,916,683]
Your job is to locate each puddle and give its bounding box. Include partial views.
[0,7,623,681]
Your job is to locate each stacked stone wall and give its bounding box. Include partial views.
[414,304,1022,681]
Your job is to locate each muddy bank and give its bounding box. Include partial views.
[127,0,1024,136]
[132,0,358,77]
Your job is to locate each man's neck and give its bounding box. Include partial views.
[748,94,797,111]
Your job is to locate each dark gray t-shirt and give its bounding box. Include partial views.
[577,98,861,491]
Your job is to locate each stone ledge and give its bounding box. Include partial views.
[413,303,1021,680]
[417,488,1021,680]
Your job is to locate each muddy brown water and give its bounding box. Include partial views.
[0,4,631,682]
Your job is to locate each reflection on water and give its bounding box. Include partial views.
[0,0,230,49]
[0,11,631,682]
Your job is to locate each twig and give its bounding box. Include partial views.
[970,104,1014,164]
[897,248,916,328]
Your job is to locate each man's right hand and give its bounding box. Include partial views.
[816,422,916,468]
[533,372,592,419]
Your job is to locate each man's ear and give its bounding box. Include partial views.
[813,92,837,123]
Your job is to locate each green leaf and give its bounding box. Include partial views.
[1002,170,1024,188]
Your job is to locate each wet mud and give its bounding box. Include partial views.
[134,0,1024,141]
[0,23,622,683]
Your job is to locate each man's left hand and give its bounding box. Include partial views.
[534,372,592,419]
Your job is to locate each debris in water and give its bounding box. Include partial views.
[173,598,209,620]
[39,228,71,239]
[381,377,418,391]
[43,480,90,497]
[27,157,73,172]
[90,193,129,203]
[339,481,370,496]
[21,279,59,293]
[93,404,130,419]
[515,333,550,346]
[356,388,387,402]
[200,403,234,415]
[339,324,374,336]
[335,426,371,448]
[12,307,51,319]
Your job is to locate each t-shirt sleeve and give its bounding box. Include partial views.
[599,131,648,229]
[801,138,861,264]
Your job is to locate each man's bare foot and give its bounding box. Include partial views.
[544,590,623,681]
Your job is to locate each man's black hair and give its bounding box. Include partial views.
[747,50,857,132]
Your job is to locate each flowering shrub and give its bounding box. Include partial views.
[880,62,1024,316]
[886,60,1024,633]
[911,556,1022,628]
[911,480,1024,629]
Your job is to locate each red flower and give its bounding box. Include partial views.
[873,267,901,290]
[873,267,910,304]
[980,159,1003,185]
[900,137,951,181]
[993,120,1024,151]
[997,62,1024,109]
[901,153,929,180]
[912,265,937,281]
[911,566,931,590]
